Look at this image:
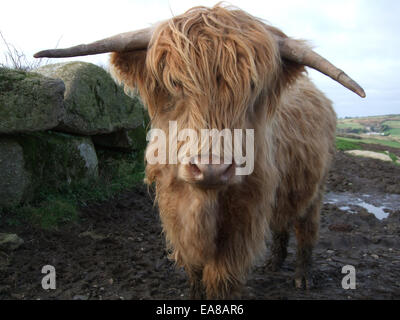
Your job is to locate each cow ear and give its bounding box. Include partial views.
[280,56,305,88]
[110,50,169,120]
[264,25,306,89]
[110,50,148,95]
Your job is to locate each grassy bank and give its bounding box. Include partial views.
[336,137,363,151]
[336,136,399,165]
[337,136,400,149]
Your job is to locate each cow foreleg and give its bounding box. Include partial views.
[187,267,205,299]
[293,199,320,289]
[202,263,244,299]
[266,228,290,272]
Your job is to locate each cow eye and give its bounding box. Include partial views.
[171,79,182,90]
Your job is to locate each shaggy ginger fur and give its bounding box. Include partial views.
[110,4,336,299]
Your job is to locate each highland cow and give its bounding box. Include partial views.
[35,4,365,299]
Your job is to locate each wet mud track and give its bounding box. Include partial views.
[1,150,399,299]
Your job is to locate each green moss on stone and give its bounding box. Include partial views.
[0,138,31,207]
[0,67,65,134]
[35,62,144,135]
[13,131,98,199]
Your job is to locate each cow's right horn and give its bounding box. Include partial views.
[276,36,366,98]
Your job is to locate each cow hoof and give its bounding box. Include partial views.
[294,271,313,290]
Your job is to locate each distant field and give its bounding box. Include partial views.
[337,115,400,149]
[337,136,400,149]
[386,128,400,136]
[383,121,400,128]
[337,122,364,130]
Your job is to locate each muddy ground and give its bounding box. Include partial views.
[1,149,399,300]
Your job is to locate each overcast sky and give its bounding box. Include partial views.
[1,0,399,118]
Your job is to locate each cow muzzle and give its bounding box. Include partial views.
[178,154,236,188]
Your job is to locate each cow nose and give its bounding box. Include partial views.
[186,155,235,187]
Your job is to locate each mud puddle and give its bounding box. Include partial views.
[324,192,400,220]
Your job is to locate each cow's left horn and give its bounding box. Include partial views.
[276,36,366,98]
[34,26,155,58]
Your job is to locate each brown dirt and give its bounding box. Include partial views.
[0,149,399,300]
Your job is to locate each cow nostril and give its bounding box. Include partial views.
[221,163,235,181]
[189,162,202,177]
[183,155,236,187]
